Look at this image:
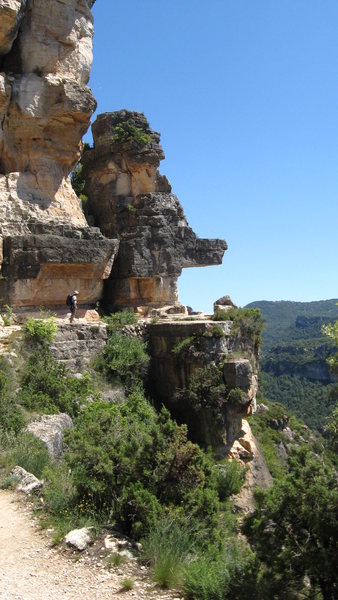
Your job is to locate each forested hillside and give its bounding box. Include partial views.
[246,299,338,431]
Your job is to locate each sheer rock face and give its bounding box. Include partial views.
[1,223,118,307]
[83,111,227,311]
[0,0,117,307]
[230,420,273,513]
[147,319,259,457]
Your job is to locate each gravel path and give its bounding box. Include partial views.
[0,490,180,600]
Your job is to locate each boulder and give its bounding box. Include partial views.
[213,295,237,312]
[10,465,43,495]
[65,527,92,551]
[26,413,73,458]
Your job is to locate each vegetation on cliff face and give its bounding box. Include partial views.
[112,118,152,146]
[213,306,264,349]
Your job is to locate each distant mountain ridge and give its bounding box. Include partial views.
[245,299,338,347]
[245,299,338,431]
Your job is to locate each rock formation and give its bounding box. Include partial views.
[10,465,43,495]
[0,0,117,308]
[147,318,259,457]
[0,1,266,496]
[26,413,73,457]
[82,111,227,312]
[229,420,273,513]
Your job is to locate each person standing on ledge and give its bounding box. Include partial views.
[69,290,79,323]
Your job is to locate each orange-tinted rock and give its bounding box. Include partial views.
[0,1,117,308]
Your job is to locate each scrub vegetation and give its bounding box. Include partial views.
[0,310,337,599]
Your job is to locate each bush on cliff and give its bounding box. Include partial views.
[175,363,227,420]
[213,307,264,348]
[113,119,151,146]
[24,315,58,344]
[103,309,138,331]
[96,330,149,392]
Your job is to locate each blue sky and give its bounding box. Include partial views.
[86,1,338,313]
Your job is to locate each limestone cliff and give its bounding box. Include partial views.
[0,0,117,307]
[82,111,227,312]
[147,317,259,457]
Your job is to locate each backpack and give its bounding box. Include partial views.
[66,294,73,307]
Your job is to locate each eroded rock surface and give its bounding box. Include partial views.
[0,1,27,56]
[10,465,43,494]
[0,0,117,308]
[147,318,259,456]
[83,111,227,311]
[26,413,73,457]
[49,321,108,370]
[230,420,273,513]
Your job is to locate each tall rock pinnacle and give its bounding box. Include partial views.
[82,110,227,312]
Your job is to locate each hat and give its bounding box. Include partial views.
[74,290,79,295]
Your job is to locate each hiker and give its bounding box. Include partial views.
[68,290,79,323]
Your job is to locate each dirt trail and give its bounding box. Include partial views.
[0,490,179,600]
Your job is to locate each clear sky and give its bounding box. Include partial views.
[86,0,338,313]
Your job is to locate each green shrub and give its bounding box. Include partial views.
[172,336,196,357]
[183,540,258,600]
[120,577,134,591]
[0,369,25,434]
[104,309,138,331]
[42,462,77,517]
[1,304,13,326]
[175,364,228,421]
[18,347,93,417]
[227,387,245,405]
[117,482,162,539]
[107,552,126,568]
[216,460,246,501]
[64,393,219,539]
[7,432,51,478]
[212,307,231,321]
[96,331,149,391]
[243,446,338,599]
[142,517,194,588]
[0,394,25,435]
[71,163,86,197]
[24,316,58,344]
[203,325,225,339]
[113,119,151,146]
[213,307,263,348]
